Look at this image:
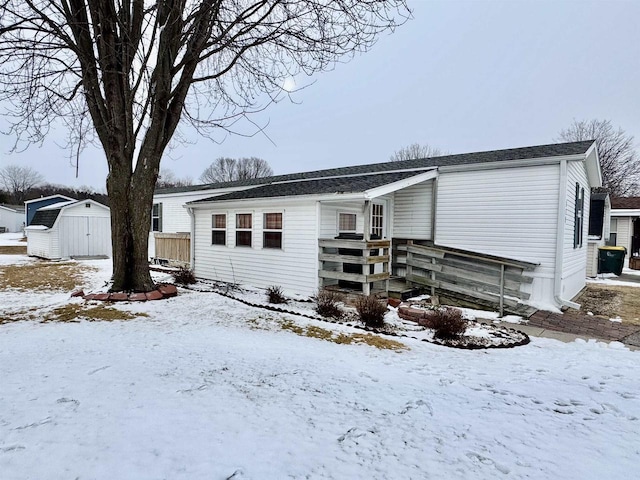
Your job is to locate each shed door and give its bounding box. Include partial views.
[60,216,111,257]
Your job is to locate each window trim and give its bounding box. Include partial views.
[262,212,283,250]
[573,184,585,249]
[151,203,162,232]
[337,212,357,234]
[211,213,226,246]
[371,202,384,239]
[235,213,253,248]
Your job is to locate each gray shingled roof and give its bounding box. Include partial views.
[157,140,595,195]
[192,171,428,203]
[30,209,61,228]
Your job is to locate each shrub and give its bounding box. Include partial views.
[355,295,387,328]
[172,266,196,285]
[313,289,344,319]
[266,285,288,304]
[428,307,467,340]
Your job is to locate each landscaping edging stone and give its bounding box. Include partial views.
[183,281,530,350]
[77,283,178,302]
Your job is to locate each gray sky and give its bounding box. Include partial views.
[1,0,639,191]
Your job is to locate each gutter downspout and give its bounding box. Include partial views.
[187,206,196,270]
[554,159,580,309]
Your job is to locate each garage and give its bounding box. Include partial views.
[25,199,112,259]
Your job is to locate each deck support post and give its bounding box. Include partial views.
[499,264,505,317]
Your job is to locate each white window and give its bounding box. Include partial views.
[236,213,252,247]
[573,184,584,248]
[371,203,384,238]
[338,213,357,234]
[212,214,226,246]
[263,213,283,249]
[152,203,162,232]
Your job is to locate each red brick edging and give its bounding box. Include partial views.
[71,284,178,302]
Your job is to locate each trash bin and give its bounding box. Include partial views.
[598,246,626,276]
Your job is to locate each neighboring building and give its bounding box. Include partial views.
[586,192,611,277]
[0,204,25,233]
[24,194,76,226]
[25,199,111,260]
[610,196,640,262]
[153,140,601,311]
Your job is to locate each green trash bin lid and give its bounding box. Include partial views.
[598,246,626,251]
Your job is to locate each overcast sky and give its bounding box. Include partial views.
[1,0,639,191]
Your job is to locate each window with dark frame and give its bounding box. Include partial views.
[263,212,283,249]
[236,213,252,247]
[573,184,584,248]
[152,203,162,232]
[211,214,226,245]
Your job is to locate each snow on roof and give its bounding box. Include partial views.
[38,200,77,211]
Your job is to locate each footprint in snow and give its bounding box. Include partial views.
[466,451,510,474]
[0,444,26,453]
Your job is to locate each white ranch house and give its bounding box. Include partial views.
[26,199,112,260]
[151,140,601,313]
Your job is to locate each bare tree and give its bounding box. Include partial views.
[390,143,445,161]
[0,1,409,291]
[0,165,44,203]
[156,168,193,189]
[557,119,640,197]
[200,156,273,183]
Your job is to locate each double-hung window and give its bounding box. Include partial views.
[212,214,226,245]
[608,218,618,246]
[236,214,252,247]
[263,213,283,249]
[573,183,585,248]
[151,203,162,232]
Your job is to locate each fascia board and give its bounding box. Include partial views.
[437,154,585,173]
[364,170,438,199]
[187,192,366,209]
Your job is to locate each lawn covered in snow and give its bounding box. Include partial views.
[1,252,639,479]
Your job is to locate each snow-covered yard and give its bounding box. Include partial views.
[1,239,639,479]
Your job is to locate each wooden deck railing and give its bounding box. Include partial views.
[395,240,538,316]
[318,238,391,295]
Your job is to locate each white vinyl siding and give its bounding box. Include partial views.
[26,230,54,258]
[0,207,24,233]
[392,180,433,240]
[319,203,364,238]
[193,200,319,296]
[435,164,560,305]
[562,161,590,299]
[616,217,631,251]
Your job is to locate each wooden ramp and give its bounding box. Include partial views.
[393,240,538,317]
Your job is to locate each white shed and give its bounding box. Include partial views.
[26,199,112,259]
[0,204,25,233]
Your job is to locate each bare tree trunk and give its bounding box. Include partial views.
[106,152,157,292]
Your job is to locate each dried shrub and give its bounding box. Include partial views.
[355,295,387,328]
[313,289,344,319]
[266,285,288,304]
[172,266,196,285]
[427,307,467,340]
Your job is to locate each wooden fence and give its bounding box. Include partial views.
[395,240,538,316]
[154,233,190,266]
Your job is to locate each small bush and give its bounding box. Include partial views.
[428,307,467,340]
[313,289,344,319]
[266,285,288,304]
[355,295,387,328]
[172,266,196,285]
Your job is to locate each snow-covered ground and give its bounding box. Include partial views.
[587,268,640,288]
[1,254,639,479]
[0,232,25,246]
